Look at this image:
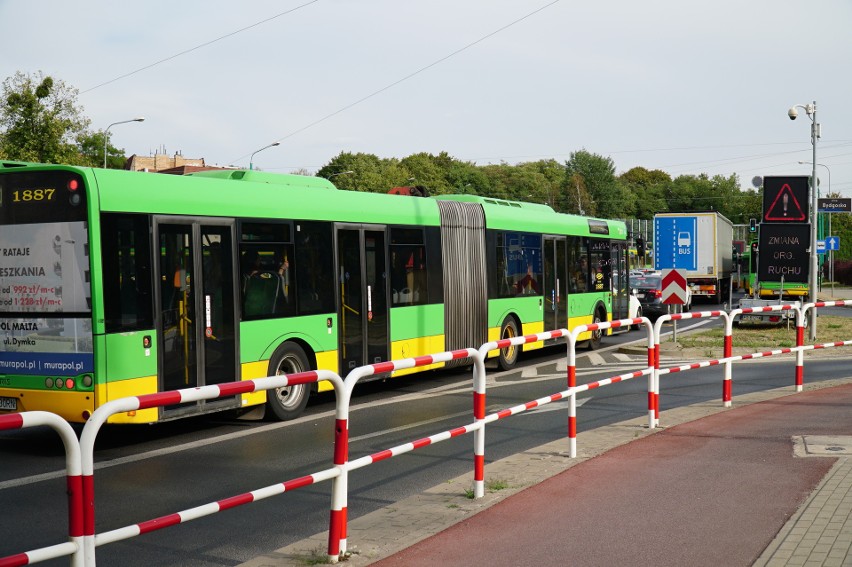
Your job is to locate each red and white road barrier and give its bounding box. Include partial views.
[653,310,730,425]
[8,300,852,566]
[570,317,656,445]
[78,370,343,567]
[329,348,480,562]
[728,303,803,396]
[476,330,568,497]
[0,412,83,567]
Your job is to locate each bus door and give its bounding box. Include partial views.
[610,241,630,327]
[543,236,567,334]
[336,226,389,372]
[155,219,239,417]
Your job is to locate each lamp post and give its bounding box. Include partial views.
[249,142,280,170]
[327,170,354,179]
[800,161,833,295]
[103,117,145,169]
[788,101,820,339]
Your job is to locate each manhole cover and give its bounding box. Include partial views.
[793,436,852,457]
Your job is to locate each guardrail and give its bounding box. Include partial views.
[3,302,852,565]
[0,412,83,567]
[78,371,343,567]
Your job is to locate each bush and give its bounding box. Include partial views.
[833,260,852,285]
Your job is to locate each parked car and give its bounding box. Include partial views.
[629,274,692,320]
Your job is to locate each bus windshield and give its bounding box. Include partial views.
[0,170,93,377]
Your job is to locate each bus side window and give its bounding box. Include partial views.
[390,227,428,306]
[102,213,153,332]
[295,221,335,316]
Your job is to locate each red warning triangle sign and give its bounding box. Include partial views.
[765,183,807,221]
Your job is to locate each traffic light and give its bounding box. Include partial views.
[636,236,645,259]
[748,218,757,232]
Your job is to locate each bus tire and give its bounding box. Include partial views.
[587,306,605,350]
[266,342,311,421]
[498,317,520,370]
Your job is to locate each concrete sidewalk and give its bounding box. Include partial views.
[241,372,852,567]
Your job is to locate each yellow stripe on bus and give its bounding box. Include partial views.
[390,335,447,376]
[0,388,95,424]
[101,376,159,424]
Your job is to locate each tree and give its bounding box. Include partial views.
[518,160,566,210]
[619,167,670,219]
[0,71,90,164]
[317,151,412,193]
[399,153,452,195]
[565,150,635,219]
[77,131,128,168]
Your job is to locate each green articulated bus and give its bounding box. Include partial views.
[0,162,629,424]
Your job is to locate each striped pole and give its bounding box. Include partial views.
[652,315,663,429]
[646,318,657,428]
[567,329,577,458]
[0,412,83,567]
[796,306,806,392]
[723,314,733,407]
[472,350,487,498]
[327,415,349,562]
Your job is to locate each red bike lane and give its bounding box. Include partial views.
[374,383,852,567]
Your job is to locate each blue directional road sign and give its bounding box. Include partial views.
[654,216,698,271]
[826,235,840,251]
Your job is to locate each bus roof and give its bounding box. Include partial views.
[0,163,626,238]
[436,194,627,238]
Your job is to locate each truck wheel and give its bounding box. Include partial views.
[498,317,520,370]
[266,342,311,421]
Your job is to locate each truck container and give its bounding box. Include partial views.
[653,212,733,303]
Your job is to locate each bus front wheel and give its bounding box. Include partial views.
[266,342,311,421]
[498,317,520,370]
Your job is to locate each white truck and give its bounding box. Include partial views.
[654,212,734,303]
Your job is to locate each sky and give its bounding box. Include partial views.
[2,0,852,197]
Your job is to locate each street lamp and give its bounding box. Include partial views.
[800,161,833,295]
[788,101,820,339]
[798,160,831,236]
[103,117,145,169]
[249,142,280,170]
[328,170,354,179]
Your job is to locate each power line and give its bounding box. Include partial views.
[231,0,563,164]
[81,1,321,94]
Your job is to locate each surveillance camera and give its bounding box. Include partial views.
[788,107,798,120]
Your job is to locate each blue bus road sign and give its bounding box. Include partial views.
[826,235,840,251]
[654,216,697,271]
[817,240,826,255]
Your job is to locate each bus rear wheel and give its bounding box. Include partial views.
[498,317,520,370]
[266,342,311,421]
[587,308,605,350]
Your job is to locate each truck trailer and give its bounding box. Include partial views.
[654,212,734,303]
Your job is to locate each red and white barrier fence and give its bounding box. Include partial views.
[329,348,481,560]
[4,301,852,565]
[78,370,344,567]
[0,412,83,567]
